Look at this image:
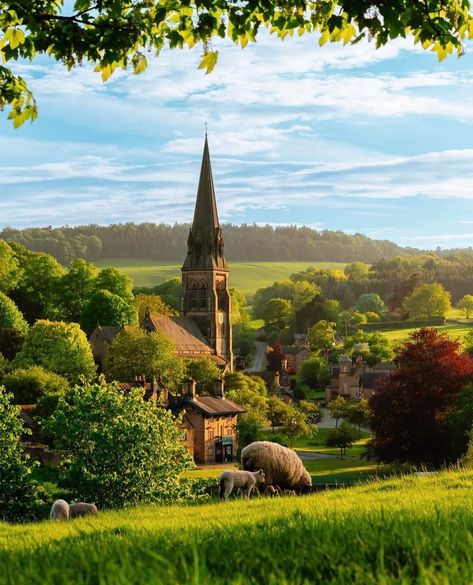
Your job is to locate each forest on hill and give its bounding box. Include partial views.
[0,223,420,264]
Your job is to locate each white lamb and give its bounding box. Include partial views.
[50,499,70,521]
[219,469,265,501]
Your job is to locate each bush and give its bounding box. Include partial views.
[44,383,192,508]
[2,366,68,405]
[297,357,330,390]
[0,387,42,521]
[184,358,220,394]
[325,422,362,459]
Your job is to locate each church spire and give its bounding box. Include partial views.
[183,136,227,270]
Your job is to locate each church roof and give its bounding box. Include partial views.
[170,395,246,416]
[146,314,214,354]
[183,136,228,271]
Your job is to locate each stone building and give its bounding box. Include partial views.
[168,379,245,463]
[327,356,395,400]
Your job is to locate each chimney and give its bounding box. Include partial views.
[281,358,288,372]
[274,371,280,387]
[185,379,196,399]
[214,378,225,398]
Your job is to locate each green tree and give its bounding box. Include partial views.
[0,354,7,379]
[0,292,28,335]
[293,280,320,313]
[104,327,183,388]
[253,280,295,320]
[0,2,470,127]
[0,240,21,292]
[296,356,330,390]
[229,288,247,326]
[134,293,175,322]
[2,365,68,406]
[59,259,97,322]
[344,262,369,280]
[225,372,268,425]
[307,320,336,354]
[403,283,452,320]
[344,399,370,431]
[18,253,65,320]
[14,320,96,383]
[184,358,220,394]
[80,289,138,335]
[298,400,323,425]
[343,331,393,366]
[281,404,315,448]
[95,267,134,301]
[153,278,181,312]
[355,293,386,317]
[264,298,292,331]
[0,387,41,521]
[0,328,24,361]
[458,295,473,319]
[328,396,348,428]
[43,383,191,508]
[235,414,262,457]
[325,422,361,459]
[267,395,291,433]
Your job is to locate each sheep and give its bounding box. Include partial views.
[69,502,98,518]
[241,441,312,493]
[219,469,265,501]
[50,499,69,521]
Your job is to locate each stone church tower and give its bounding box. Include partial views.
[181,136,233,369]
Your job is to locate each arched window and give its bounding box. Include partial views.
[216,280,228,311]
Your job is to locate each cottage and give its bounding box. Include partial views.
[168,379,245,463]
[327,356,394,400]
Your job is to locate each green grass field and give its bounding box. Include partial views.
[380,322,472,345]
[2,469,473,584]
[96,259,345,299]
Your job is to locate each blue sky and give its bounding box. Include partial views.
[1,31,473,249]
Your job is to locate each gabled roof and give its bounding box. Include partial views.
[146,314,214,354]
[90,325,133,343]
[170,395,246,416]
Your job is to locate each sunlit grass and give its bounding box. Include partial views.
[2,470,473,584]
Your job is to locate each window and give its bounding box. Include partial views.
[208,429,215,440]
[208,447,214,457]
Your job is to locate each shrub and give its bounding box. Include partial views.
[0,292,28,335]
[0,387,42,521]
[325,423,362,459]
[2,366,68,405]
[44,383,192,508]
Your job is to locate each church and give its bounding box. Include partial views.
[141,136,233,370]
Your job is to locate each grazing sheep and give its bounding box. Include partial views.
[69,502,98,518]
[50,499,69,521]
[219,469,265,501]
[241,441,312,492]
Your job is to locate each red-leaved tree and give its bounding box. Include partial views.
[369,328,473,468]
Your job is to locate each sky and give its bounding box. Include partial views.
[1,28,473,249]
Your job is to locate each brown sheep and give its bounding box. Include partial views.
[241,441,312,492]
[50,499,69,521]
[69,502,98,518]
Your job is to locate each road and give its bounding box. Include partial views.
[247,341,267,372]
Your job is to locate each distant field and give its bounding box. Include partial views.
[381,322,473,345]
[96,259,346,298]
[2,470,473,584]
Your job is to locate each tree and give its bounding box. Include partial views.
[403,283,451,320]
[253,281,295,320]
[95,267,134,301]
[355,293,386,317]
[43,383,191,508]
[1,2,470,127]
[267,395,291,433]
[281,404,315,448]
[298,400,323,425]
[0,387,41,521]
[458,295,473,319]
[104,327,183,388]
[328,396,348,428]
[229,288,247,326]
[224,372,268,425]
[344,262,369,280]
[80,289,138,335]
[235,414,262,457]
[369,328,473,467]
[0,292,28,335]
[293,280,320,313]
[0,328,24,361]
[184,358,220,394]
[134,293,175,322]
[58,259,97,322]
[343,331,393,366]
[153,278,181,312]
[307,320,336,354]
[2,365,68,406]
[0,240,20,292]
[14,320,96,383]
[344,399,370,431]
[325,422,361,459]
[296,356,330,390]
[264,298,292,331]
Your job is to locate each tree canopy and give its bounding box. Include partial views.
[2,1,473,126]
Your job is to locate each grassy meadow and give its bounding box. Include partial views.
[2,469,473,584]
[96,259,345,299]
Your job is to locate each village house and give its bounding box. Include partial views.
[327,356,395,400]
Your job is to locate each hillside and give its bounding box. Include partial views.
[1,470,473,584]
